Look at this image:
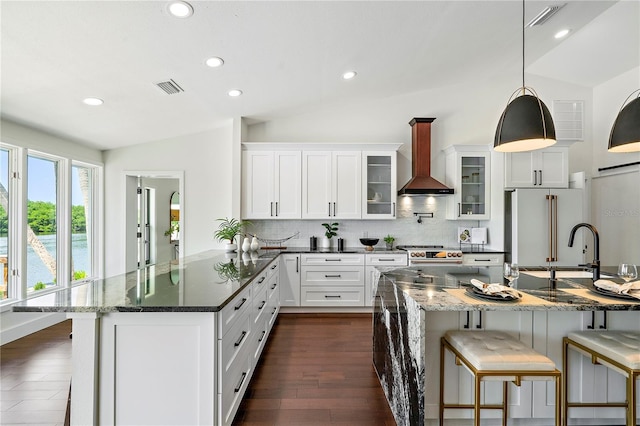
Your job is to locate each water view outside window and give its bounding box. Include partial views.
[27,155,58,292]
[0,149,9,299]
[71,165,91,281]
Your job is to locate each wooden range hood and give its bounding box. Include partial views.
[397,118,454,196]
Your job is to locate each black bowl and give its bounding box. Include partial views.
[359,238,379,246]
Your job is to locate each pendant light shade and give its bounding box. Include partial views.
[494,89,556,152]
[494,0,557,153]
[608,89,640,153]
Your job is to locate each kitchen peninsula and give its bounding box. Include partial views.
[373,265,640,425]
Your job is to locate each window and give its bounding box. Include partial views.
[0,142,102,304]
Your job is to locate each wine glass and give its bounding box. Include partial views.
[504,262,519,287]
[617,264,638,283]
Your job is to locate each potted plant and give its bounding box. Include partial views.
[214,217,250,252]
[384,234,395,250]
[321,222,339,249]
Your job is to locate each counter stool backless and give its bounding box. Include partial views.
[440,330,561,426]
[563,331,640,426]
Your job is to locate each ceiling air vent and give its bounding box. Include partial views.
[526,3,566,27]
[155,79,184,95]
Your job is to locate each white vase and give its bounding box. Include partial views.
[241,237,251,252]
[250,236,259,251]
[321,236,331,249]
[225,243,237,252]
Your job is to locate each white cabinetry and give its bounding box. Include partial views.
[242,150,301,219]
[444,145,491,220]
[504,147,568,189]
[362,152,397,219]
[365,253,407,306]
[300,253,365,306]
[279,254,301,306]
[302,151,361,219]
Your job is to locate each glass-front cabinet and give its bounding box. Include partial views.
[362,151,397,219]
[444,145,491,220]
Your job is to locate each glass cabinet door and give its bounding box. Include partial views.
[460,156,486,216]
[363,153,396,219]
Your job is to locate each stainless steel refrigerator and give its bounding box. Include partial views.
[505,188,585,267]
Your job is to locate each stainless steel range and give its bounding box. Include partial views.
[397,245,463,264]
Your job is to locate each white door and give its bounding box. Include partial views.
[279,254,300,306]
[242,151,274,219]
[538,149,568,188]
[302,151,332,219]
[505,152,536,188]
[332,151,361,218]
[274,152,301,219]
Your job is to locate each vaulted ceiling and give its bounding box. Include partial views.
[1,1,637,150]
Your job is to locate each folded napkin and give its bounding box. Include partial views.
[470,279,522,299]
[594,279,640,300]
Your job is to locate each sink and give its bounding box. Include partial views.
[521,270,613,279]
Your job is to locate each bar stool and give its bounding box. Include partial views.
[563,331,640,426]
[440,330,561,426]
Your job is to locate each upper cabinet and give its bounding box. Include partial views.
[504,147,569,189]
[362,151,397,219]
[302,151,361,219]
[242,150,302,219]
[444,145,491,220]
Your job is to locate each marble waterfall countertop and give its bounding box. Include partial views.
[377,265,640,311]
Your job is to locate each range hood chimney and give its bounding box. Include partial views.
[398,118,454,196]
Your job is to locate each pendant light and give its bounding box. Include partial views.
[607,89,640,152]
[494,0,556,152]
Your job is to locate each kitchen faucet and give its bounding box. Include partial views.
[568,223,600,281]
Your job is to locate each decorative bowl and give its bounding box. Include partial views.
[359,238,379,247]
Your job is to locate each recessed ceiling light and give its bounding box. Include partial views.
[554,29,570,39]
[83,97,103,106]
[168,1,193,18]
[228,89,243,97]
[342,71,357,80]
[205,57,224,68]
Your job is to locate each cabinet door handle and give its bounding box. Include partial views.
[599,311,608,329]
[539,170,543,185]
[275,201,279,216]
[393,202,396,217]
[333,202,336,217]
[234,331,247,347]
[588,311,595,329]
[234,298,247,310]
[533,170,538,186]
[296,256,299,273]
[234,372,247,393]
[325,274,342,278]
[270,201,274,216]
[324,295,342,298]
[476,312,483,329]
[328,202,331,217]
[258,300,266,310]
[464,311,470,329]
[458,202,461,218]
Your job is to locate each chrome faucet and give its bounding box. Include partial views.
[568,223,600,281]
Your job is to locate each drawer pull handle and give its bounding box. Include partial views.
[257,277,265,284]
[271,264,277,270]
[234,372,247,393]
[234,298,247,310]
[473,259,491,262]
[325,274,341,278]
[258,300,266,310]
[258,330,266,342]
[379,258,395,262]
[271,283,277,290]
[234,331,247,347]
[325,295,341,298]
[272,307,277,314]
[325,259,341,262]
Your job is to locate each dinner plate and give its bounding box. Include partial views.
[592,286,639,301]
[466,286,522,302]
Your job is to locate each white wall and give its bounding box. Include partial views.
[102,122,235,277]
[0,119,102,344]
[590,67,640,265]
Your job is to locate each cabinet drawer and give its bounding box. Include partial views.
[301,286,365,306]
[220,311,251,375]
[219,349,252,426]
[266,260,279,278]
[301,266,364,286]
[462,253,504,266]
[252,284,268,326]
[218,285,252,337]
[250,318,268,368]
[365,253,408,266]
[301,253,364,266]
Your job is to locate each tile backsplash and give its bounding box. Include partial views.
[244,196,483,249]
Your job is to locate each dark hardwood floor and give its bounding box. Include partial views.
[0,320,72,426]
[0,314,395,425]
[233,313,396,426]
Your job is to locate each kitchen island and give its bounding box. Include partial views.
[12,250,281,425]
[373,265,640,425]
